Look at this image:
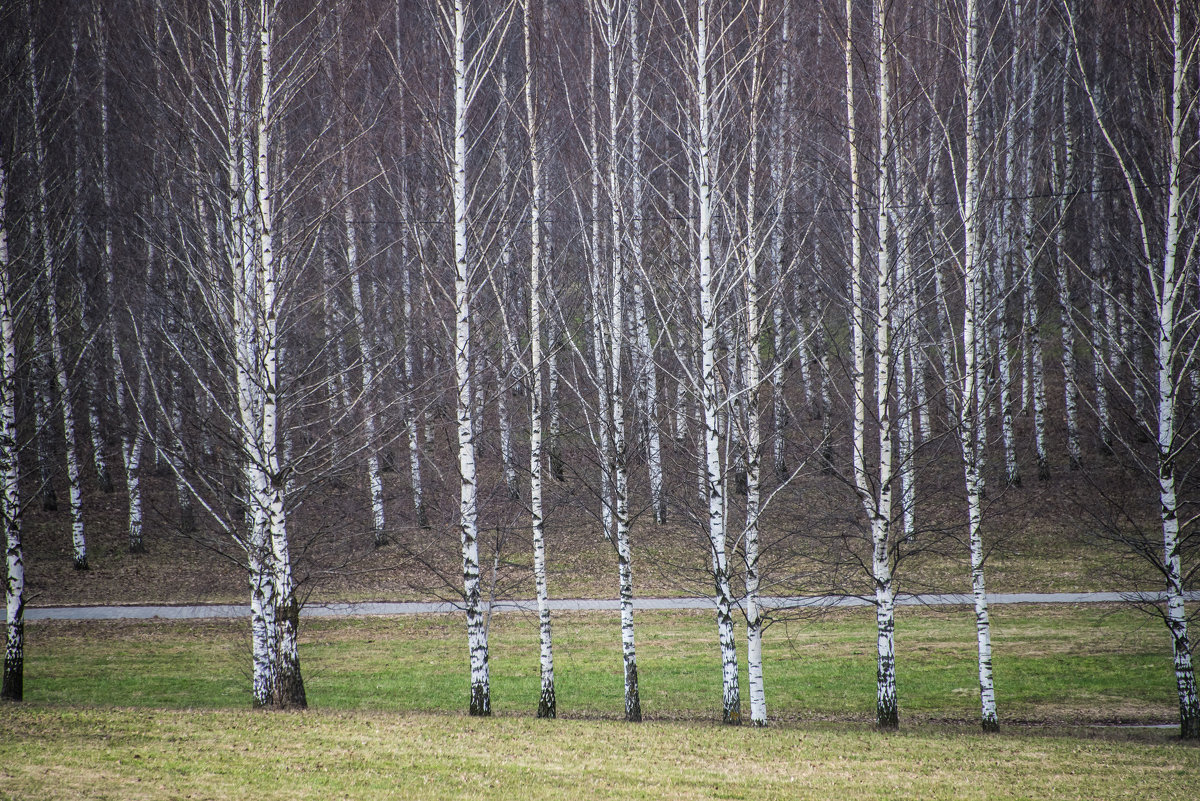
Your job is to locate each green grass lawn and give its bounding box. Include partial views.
[18,605,1182,723]
[3,605,1196,800]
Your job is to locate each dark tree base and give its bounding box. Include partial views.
[179,504,196,533]
[3,628,23,702]
[877,702,899,731]
[470,682,491,717]
[537,685,556,719]
[625,664,641,723]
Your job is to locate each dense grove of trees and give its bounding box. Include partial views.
[1,0,1198,738]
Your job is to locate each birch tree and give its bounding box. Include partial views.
[838,0,901,730]
[739,0,772,727]
[868,0,898,730]
[1016,0,1049,480]
[1,154,23,702]
[24,0,88,570]
[334,9,388,546]
[153,0,308,709]
[1068,0,1200,740]
[593,0,641,722]
[94,7,149,554]
[70,21,113,497]
[691,0,739,725]
[959,0,999,732]
[524,0,554,717]
[1052,34,1082,469]
[438,0,514,716]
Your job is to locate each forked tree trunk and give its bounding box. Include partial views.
[598,0,641,723]
[696,0,740,725]
[742,0,769,726]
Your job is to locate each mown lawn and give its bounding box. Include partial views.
[19,605,1182,723]
[3,605,1196,800]
[1,707,1196,801]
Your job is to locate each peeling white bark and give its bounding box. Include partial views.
[451,0,489,716]
[1,156,24,701]
[696,0,740,725]
[1018,0,1048,479]
[525,0,555,719]
[25,0,86,569]
[871,0,898,729]
[962,0,998,731]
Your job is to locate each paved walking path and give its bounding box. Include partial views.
[24,590,1200,621]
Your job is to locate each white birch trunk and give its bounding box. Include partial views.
[401,307,427,529]
[696,0,740,725]
[1053,66,1082,469]
[1018,1,1048,479]
[25,2,86,568]
[845,0,868,503]
[256,0,303,708]
[525,0,556,719]
[998,118,1019,486]
[393,3,427,528]
[452,0,489,716]
[1088,119,1112,448]
[743,0,768,726]
[32,333,56,513]
[1155,9,1198,738]
[770,4,790,482]
[497,63,520,502]
[599,0,641,722]
[70,30,113,496]
[525,0,555,718]
[46,275,86,569]
[872,0,898,729]
[1,156,24,701]
[96,11,146,552]
[586,26,614,543]
[893,207,916,543]
[227,0,273,708]
[1073,0,1199,738]
[343,162,387,545]
[963,0,998,731]
[626,0,664,525]
[126,398,147,555]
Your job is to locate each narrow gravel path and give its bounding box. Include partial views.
[24,590,1200,621]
